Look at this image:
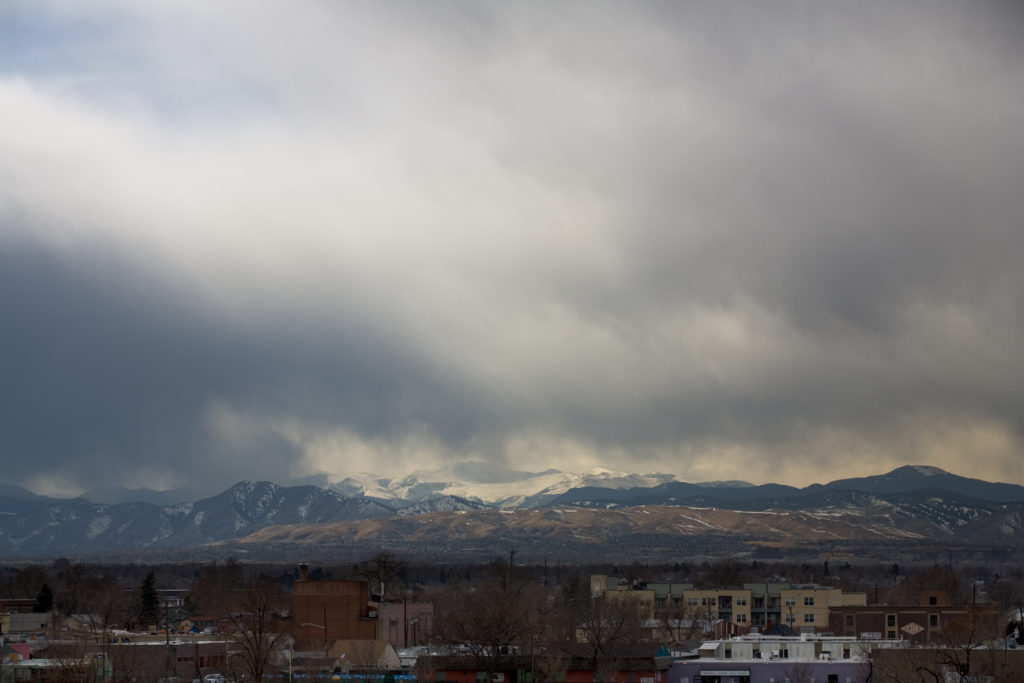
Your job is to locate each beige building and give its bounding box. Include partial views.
[591,576,866,633]
[1,611,51,635]
[590,575,657,619]
[680,589,753,627]
[778,586,866,631]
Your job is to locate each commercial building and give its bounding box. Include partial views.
[290,564,377,651]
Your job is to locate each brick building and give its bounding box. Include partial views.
[828,602,1002,645]
[377,600,433,647]
[290,564,377,651]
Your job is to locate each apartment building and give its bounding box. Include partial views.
[679,589,753,627]
[591,575,657,619]
[775,586,866,631]
[591,576,865,633]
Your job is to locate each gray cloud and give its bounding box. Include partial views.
[1,1,1023,494]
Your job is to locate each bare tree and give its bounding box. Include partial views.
[703,559,744,588]
[434,560,544,680]
[11,565,50,600]
[552,575,646,682]
[653,598,711,644]
[870,608,1006,683]
[783,662,816,683]
[185,558,244,618]
[225,577,290,682]
[42,639,103,683]
[572,594,644,682]
[920,608,1004,682]
[358,550,408,602]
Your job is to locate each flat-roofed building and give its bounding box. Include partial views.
[291,565,377,651]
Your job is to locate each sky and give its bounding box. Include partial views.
[2,1,1023,498]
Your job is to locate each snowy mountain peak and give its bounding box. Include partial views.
[325,463,683,506]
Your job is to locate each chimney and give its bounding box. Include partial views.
[298,563,309,582]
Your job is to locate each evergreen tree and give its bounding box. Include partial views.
[139,571,159,625]
[33,583,54,613]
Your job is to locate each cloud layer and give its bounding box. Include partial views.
[2,1,1023,496]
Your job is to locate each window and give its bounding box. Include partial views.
[804,613,815,623]
[887,631,896,639]
[929,614,938,627]
[887,615,896,627]
[688,597,698,606]
[778,647,789,659]
[724,646,732,659]
[929,596,938,605]
[845,614,854,626]
[784,597,796,606]
[842,647,850,659]
[736,597,747,606]
[736,614,747,623]
[804,596,814,606]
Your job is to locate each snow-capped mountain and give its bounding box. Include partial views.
[2,464,1023,558]
[0,480,394,556]
[330,462,682,508]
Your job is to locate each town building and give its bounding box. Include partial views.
[668,634,882,683]
[591,576,866,633]
[1,611,51,636]
[290,564,377,651]
[376,600,433,647]
[424,645,673,683]
[827,595,1002,645]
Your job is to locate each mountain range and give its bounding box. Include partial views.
[1,464,1022,560]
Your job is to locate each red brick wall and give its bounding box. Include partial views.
[291,579,376,648]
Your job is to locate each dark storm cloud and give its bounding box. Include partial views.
[1,1,1023,491]
[0,240,485,494]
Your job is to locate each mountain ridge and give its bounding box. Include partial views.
[1,464,1022,558]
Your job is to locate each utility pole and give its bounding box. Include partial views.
[323,604,329,657]
[164,593,172,681]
